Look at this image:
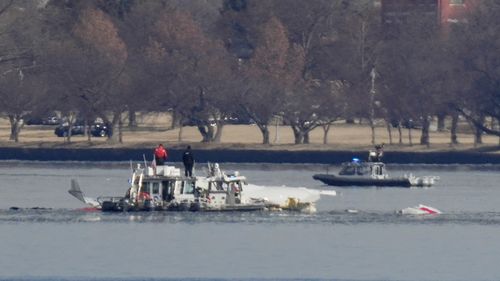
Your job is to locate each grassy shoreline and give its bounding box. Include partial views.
[0,116,498,154]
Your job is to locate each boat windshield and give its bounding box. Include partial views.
[339,162,369,176]
[208,181,242,193]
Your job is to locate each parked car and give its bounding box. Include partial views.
[24,113,61,126]
[182,118,216,127]
[54,122,110,137]
[224,116,255,125]
[43,116,61,125]
[54,124,85,137]
[24,115,44,125]
[391,118,423,129]
[90,123,110,137]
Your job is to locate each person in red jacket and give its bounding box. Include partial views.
[154,144,168,165]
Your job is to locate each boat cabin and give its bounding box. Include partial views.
[126,164,251,211]
[338,159,388,179]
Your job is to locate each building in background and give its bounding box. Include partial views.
[439,0,478,34]
[380,0,478,35]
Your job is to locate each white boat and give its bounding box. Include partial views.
[69,163,336,213]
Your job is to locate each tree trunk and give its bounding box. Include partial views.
[128,110,137,128]
[170,110,178,130]
[86,119,92,142]
[198,123,214,143]
[397,122,403,144]
[450,113,459,145]
[437,113,446,132]
[83,120,88,137]
[369,118,376,145]
[178,125,183,142]
[65,123,73,143]
[108,112,121,143]
[262,127,270,145]
[386,120,393,145]
[322,124,331,144]
[304,131,310,144]
[292,126,303,144]
[474,115,484,146]
[474,127,482,146]
[420,116,431,147]
[118,116,123,143]
[8,115,23,143]
[408,127,413,146]
[213,123,224,143]
[257,124,270,144]
[64,112,77,143]
[206,124,214,142]
[497,118,500,145]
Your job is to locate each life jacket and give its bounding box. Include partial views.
[155,147,167,159]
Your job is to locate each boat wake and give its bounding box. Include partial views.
[1,208,500,226]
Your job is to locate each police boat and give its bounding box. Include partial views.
[312,148,439,188]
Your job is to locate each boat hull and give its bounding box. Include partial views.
[313,174,411,187]
[100,199,266,212]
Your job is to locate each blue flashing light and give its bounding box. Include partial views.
[352,157,360,162]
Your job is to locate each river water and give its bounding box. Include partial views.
[0,162,499,281]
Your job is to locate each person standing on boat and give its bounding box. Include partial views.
[182,145,194,177]
[154,144,168,166]
[368,143,384,162]
[375,143,384,161]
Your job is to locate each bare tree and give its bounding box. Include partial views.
[43,5,128,143]
[376,10,444,147]
[0,1,43,142]
[238,17,293,144]
[453,2,500,137]
[144,7,237,143]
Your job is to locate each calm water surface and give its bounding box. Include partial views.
[0,162,499,281]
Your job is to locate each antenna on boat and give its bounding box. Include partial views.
[143,154,148,168]
[129,160,133,173]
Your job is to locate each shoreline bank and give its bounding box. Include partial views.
[1,147,499,164]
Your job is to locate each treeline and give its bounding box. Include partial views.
[0,0,499,145]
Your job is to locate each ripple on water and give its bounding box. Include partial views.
[1,208,500,226]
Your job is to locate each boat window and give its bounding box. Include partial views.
[140,182,151,194]
[378,165,385,175]
[340,164,356,175]
[182,181,195,194]
[356,165,366,175]
[209,181,227,193]
[152,182,160,194]
[162,181,175,201]
[215,182,225,191]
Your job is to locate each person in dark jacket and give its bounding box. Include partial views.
[182,145,194,177]
[154,144,168,166]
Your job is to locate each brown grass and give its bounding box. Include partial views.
[0,114,498,152]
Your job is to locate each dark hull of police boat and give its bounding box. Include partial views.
[312,173,412,187]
